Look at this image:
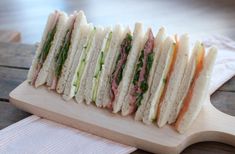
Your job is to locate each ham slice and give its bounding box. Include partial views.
[128,29,154,114]
[109,34,132,109]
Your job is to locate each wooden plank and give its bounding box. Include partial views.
[182,142,235,154]
[219,76,235,92]
[0,67,28,99]
[134,142,235,154]
[0,0,235,43]
[0,42,35,68]
[0,101,30,129]
[211,91,235,116]
[9,81,235,154]
[0,30,21,43]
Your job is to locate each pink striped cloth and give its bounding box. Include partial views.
[0,35,235,154]
[0,116,136,154]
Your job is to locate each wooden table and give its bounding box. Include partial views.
[0,42,235,154]
[0,30,21,43]
[1,0,235,153]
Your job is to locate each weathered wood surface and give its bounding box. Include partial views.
[220,76,235,92]
[0,43,235,153]
[0,30,21,43]
[1,0,235,44]
[0,67,28,99]
[0,101,30,129]
[0,42,35,68]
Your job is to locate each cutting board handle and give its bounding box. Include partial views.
[205,100,235,146]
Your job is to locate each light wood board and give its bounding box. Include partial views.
[9,81,235,154]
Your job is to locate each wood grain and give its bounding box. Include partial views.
[0,101,30,129]
[0,67,28,99]
[211,91,235,116]
[219,76,235,92]
[0,30,21,43]
[0,42,35,68]
[0,0,235,43]
[182,142,235,154]
[135,142,235,154]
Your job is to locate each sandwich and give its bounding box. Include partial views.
[156,34,189,127]
[85,29,113,104]
[92,25,122,107]
[62,24,95,101]
[27,10,68,87]
[136,36,177,124]
[91,25,128,107]
[134,27,166,120]
[109,23,144,113]
[54,11,87,93]
[27,10,218,134]
[121,28,155,116]
[168,40,199,124]
[74,27,109,103]
[83,27,111,104]
[174,45,217,133]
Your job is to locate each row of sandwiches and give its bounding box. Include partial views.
[27,10,217,133]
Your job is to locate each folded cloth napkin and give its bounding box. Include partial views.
[203,35,235,94]
[0,35,235,154]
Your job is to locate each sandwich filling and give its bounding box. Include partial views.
[91,31,112,102]
[109,33,133,108]
[157,36,179,122]
[129,30,154,114]
[74,27,97,94]
[175,45,205,129]
[32,11,59,85]
[49,16,76,89]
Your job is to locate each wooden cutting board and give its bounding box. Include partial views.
[9,81,235,154]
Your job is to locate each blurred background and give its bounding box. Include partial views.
[0,0,235,44]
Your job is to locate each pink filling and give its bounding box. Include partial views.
[48,14,76,90]
[128,29,154,113]
[31,11,59,86]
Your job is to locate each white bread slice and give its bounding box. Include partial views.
[100,27,131,108]
[121,28,152,116]
[74,27,106,103]
[62,24,93,101]
[168,41,200,124]
[112,23,144,113]
[175,47,217,133]
[100,27,130,108]
[135,27,166,121]
[95,25,126,107]
[90,28,114,106]
[56,11,87,94]
[34,12,68,88]
[157,34,189,127]
[84,27,110,104]
[46,13,76,87]
[27,11,59,83]
[141,36,176,123]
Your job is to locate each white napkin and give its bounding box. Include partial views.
[203,35,235,94]
[0,35,235,154]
